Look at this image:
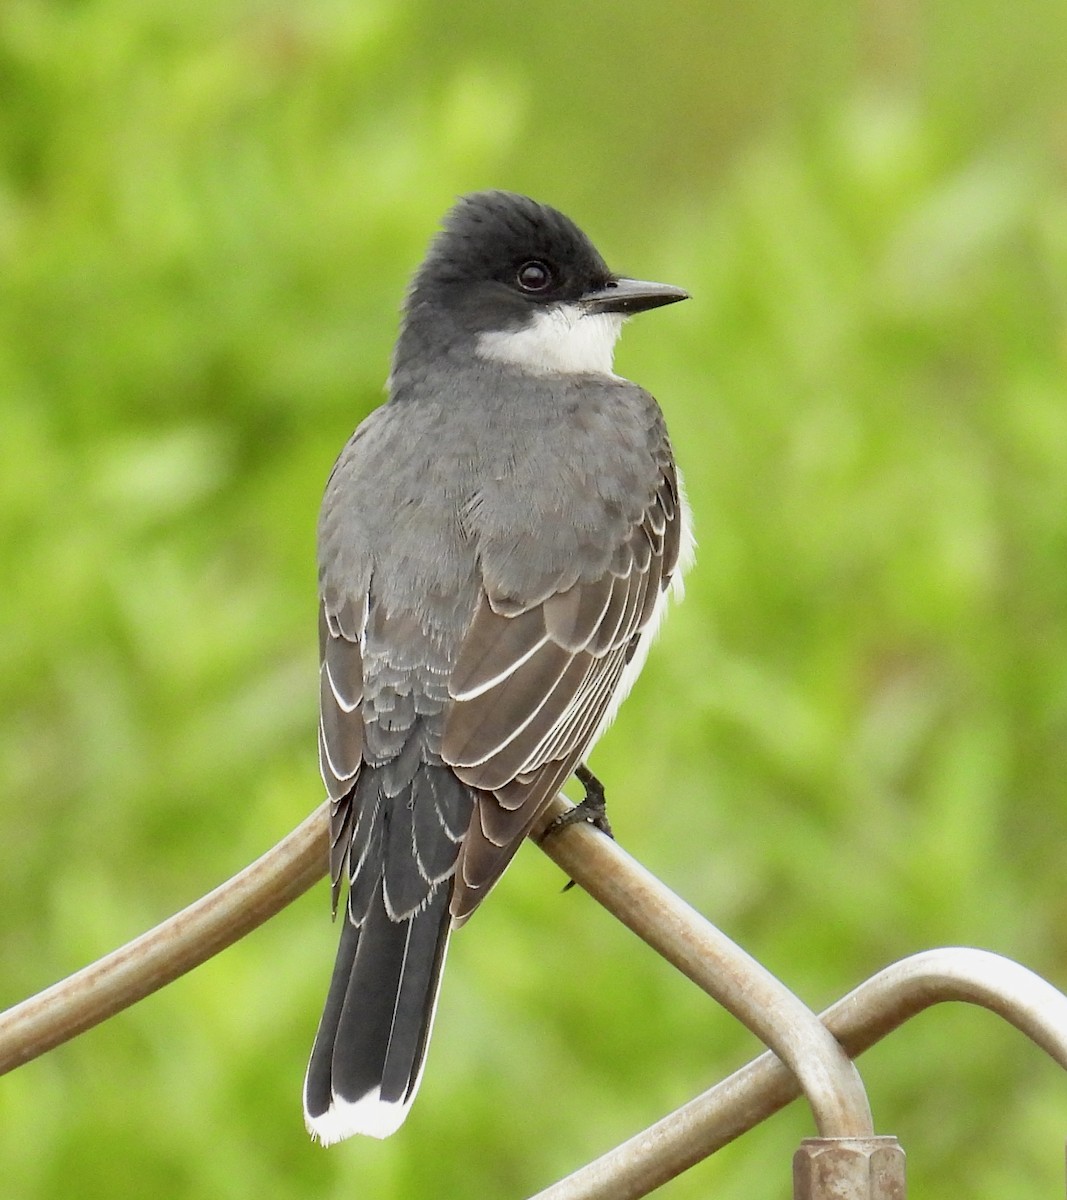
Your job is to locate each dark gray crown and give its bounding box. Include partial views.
[414,191,614,305]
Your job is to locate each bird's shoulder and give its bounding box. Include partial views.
[318,372,675,611]
[460,373,676,606]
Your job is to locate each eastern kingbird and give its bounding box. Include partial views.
[304,191,693,1144]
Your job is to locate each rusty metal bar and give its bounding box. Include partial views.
[5,797,1065,1200]
[0,802,329,1073]
[0,795,874,1150]
[534,795,873,1139]
[831,946,1067,1068]
[530,947,1067,1200]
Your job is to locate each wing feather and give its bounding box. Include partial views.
[441,457,688,923]
[453,653,596,793]
[318,449,689,931]
[318,595,368,911]
[319,668,362,789]
[542,575,615,652]
[445,641,581,769]
[450,602,549,700]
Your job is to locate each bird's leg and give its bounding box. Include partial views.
[571,763,614,837]
[542,763,614,840]
[540,764,614,893]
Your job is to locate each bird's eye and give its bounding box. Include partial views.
[516,260,553,292]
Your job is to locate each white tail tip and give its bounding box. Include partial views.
[305,1086,413,1145]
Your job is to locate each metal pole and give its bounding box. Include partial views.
[533,948,1067,1199]
[534,795,873,1139]
[0,802,329,1073]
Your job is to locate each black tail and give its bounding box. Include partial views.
[303,881,452,1143]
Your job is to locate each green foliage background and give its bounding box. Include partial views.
[2,2,1067,1196]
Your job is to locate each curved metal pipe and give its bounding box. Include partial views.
[531,947,1067,1200]
[535,796,874,1138]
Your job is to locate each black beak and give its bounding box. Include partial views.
[582,276,689,316]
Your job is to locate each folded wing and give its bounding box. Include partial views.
[442,461,686,923]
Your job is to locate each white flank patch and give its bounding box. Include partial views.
[669,470,698,602]
[477,305,625,376]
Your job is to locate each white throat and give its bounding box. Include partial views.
[476,304,624,377]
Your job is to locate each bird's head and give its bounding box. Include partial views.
[397,191,688,378]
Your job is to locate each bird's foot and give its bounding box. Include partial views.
[541,765,613,892]
[543,764,614,840]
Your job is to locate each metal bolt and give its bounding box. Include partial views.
[793,1136,906,1200]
